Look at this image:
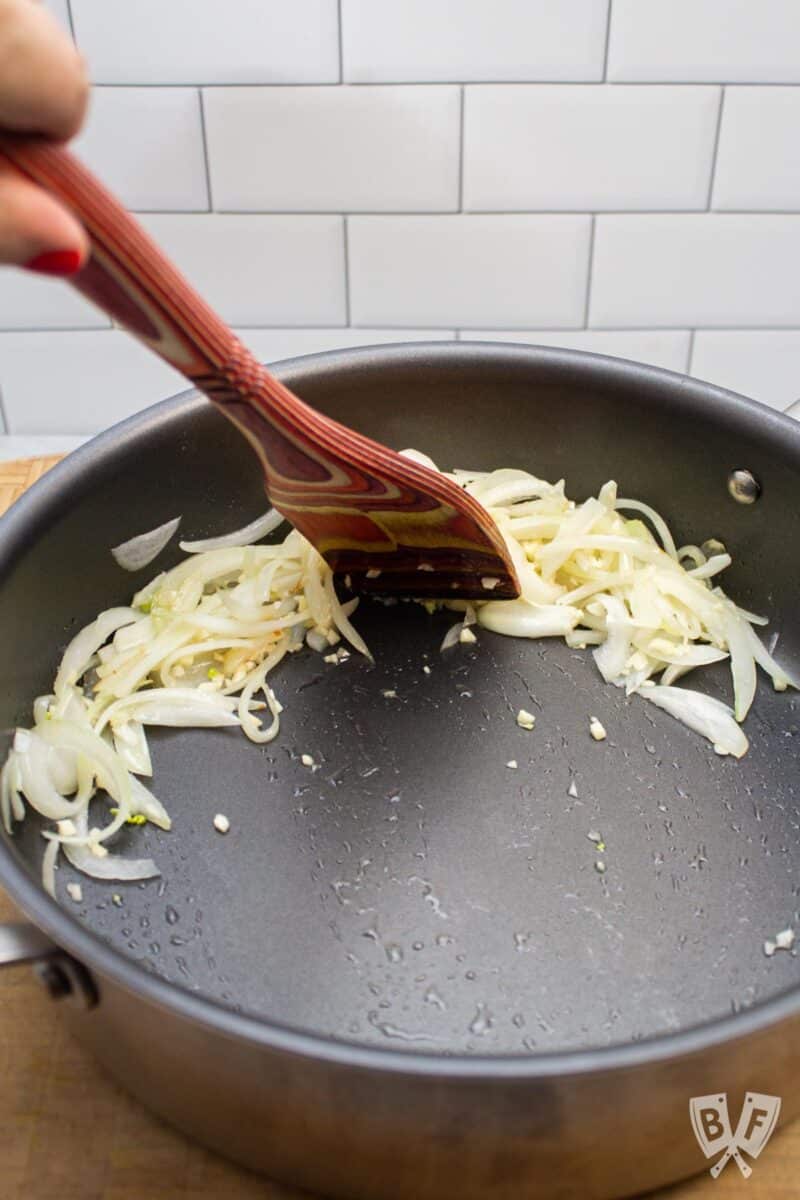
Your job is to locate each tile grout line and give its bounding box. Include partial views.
[85,80,800,88]
[197,90,214,212]
[583,215,596,328]
[706,87,726,209]
[65,0,76,39]
[342,217,352,325]
[0,383,10,435]
[336,0,344,83]
[687,329,696,374]
[602,0,613,81]
[457,85,465,211]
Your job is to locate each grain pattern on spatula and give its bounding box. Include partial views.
[0,135,518,601]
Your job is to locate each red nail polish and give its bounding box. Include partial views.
[23,249,83,277]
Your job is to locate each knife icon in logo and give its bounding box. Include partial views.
[690,1092,781,1178]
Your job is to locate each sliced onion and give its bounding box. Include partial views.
[112,721,153,777]
[399,448,440,472]
[720,604,757,722]
[35,719,132,841]
[688,554,732,580]
[129,775,171,830]
[95,689,243,733]
[112,517,181,571]
[741,619,800,693]
[324,572,372,661]
[42,837,60,897]
[592,595,633,684]
[180,508,284,554]
[16,732,90,822]
[661,645,729,686]
[62,809,159,881]
[615,497,678,560]
[478,598,580,639]
[0,754,22,834]
[440,622,463,651]
[642,685,749,757]
[54,608,139,697]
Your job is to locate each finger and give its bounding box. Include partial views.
[0,0,88,140]
[0,159,87,270]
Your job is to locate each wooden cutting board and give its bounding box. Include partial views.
[0,456,797,1200]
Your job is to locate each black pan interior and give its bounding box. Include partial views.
[2,343,800,1056]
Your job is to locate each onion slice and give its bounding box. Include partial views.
[62,809,160,881]
[642,685,749,758]
[180,509,284,554]
[478,598,580,639]
[112,517,181,571]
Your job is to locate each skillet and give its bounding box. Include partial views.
[1,341,800,1199]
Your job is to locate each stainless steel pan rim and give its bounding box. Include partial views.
[2,340,800,1082]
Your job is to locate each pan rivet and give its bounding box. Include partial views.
[727,469,761,505]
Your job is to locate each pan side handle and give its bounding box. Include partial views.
[0,921,97,1008]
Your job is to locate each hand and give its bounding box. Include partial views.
[0,0,88,275]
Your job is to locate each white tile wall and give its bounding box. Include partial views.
[712,89,800,211]
[464,86,719,212]
[349,216,591,328]
[3,2,800,445]
[608,0,800,83]
[591,216,800,328]
[136,215,346,327]
[691,332,800,412]
[342,0,609,83]
[0,270,109,331]
[458,329,691,374]
[75,89,209,211]
[0,331,185,434]
[71,0,339,85]
[204,87,460,212]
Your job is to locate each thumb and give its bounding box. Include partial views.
[0,157,88,274]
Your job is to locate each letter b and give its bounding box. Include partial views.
[700,1107,724,1141]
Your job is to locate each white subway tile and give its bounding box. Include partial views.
[43,0,72,34]
[71,0,339,84]
[0,332,184,434]
[136,215,345,327]
[713,89,800,211]
[237,328,455,363]
[464,85,718,212]
[342,0,608,83]
[459,329,690,373]
[205,86,459,212]
[691,331,800,412]
[0,271,109,331]
[608,0,800,82]
[74,88,208,211]
[349,216,591,328]
[591,216,800,328]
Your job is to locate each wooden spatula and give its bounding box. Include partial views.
[0,136,519,601]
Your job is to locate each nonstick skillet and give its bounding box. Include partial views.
[1,341,800,1199]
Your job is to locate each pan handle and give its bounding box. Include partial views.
[0,921,97,1009]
